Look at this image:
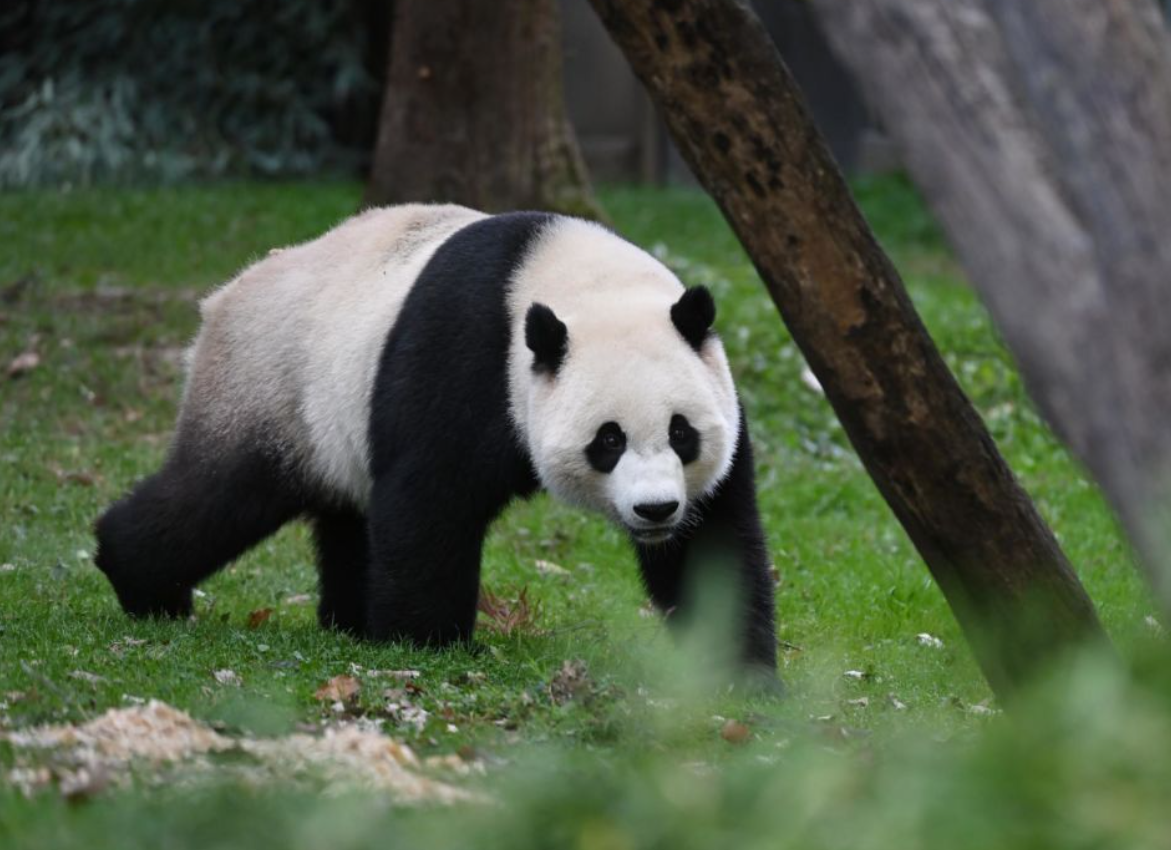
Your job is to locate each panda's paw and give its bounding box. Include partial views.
[93,540,193,619]
[110,579,194,620]
[317,602,366,638]
[733,665,787,700]
[365,615,480,653]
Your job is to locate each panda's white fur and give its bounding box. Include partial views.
[187,204,486,507]
[95,206,778,673]
[507,220,740,540]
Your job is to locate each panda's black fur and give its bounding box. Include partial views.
[94,210,778,675]
[364,213,548,645]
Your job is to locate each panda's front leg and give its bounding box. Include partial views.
[364,468,488,647]
[635,415,779,677]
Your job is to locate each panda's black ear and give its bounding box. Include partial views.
[525,303,568,375]
[671,286,716,351]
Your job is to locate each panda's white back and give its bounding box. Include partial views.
[181,203,486,507]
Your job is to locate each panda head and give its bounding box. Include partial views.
[521,285,741,545]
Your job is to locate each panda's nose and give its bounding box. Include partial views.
[634,501,679,522]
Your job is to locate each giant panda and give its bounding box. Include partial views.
[94,206,778,675]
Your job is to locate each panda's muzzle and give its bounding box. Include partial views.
[633,501,679,523]
[630,526,675,545]
[628,501,681,544]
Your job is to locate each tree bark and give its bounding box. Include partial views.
[589,0,1106,697]
[808,0,1171,617]
[364,0,603,219]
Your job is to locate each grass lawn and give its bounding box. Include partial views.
[0,178,1166,848]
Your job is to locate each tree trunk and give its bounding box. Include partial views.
[364,0,603,219]
[588,0,1106,698]
[808,0,1171,617]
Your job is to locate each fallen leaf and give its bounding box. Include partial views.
[0,563,15,573]
[109,636,147,657]
[383,696,430,732]
[547,659,594,705]
[284,593,313,606]
[845,697,869,708]
[534,559,570,577]
[6,351,39,379]
[213,669,242,687]
[246,608,274,629]
[843,670,867,680]
[887,694,908,711]
[53,468,99,487]
[315,675,360,703]
[916,633,945,649]
[720,719,752,744]
[477,586,543,636]
[69,670,107,685]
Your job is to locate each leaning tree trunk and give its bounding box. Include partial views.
[588,0,1106,698]
[364,0,602,219]
[808,0,1171,617]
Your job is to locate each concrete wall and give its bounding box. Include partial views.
[561,0,892,182]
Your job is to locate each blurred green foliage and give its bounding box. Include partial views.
[0,0,377,187]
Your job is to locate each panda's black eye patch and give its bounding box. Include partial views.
[669,414,700,464]
[586,422,626,473]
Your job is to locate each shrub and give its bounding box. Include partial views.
[0,0,378,187]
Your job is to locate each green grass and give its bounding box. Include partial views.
[0,177,1164,848]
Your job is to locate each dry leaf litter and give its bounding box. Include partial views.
[4,699,482,803]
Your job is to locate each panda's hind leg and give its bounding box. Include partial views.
[94,439,303,618]
[312,508,369,635]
